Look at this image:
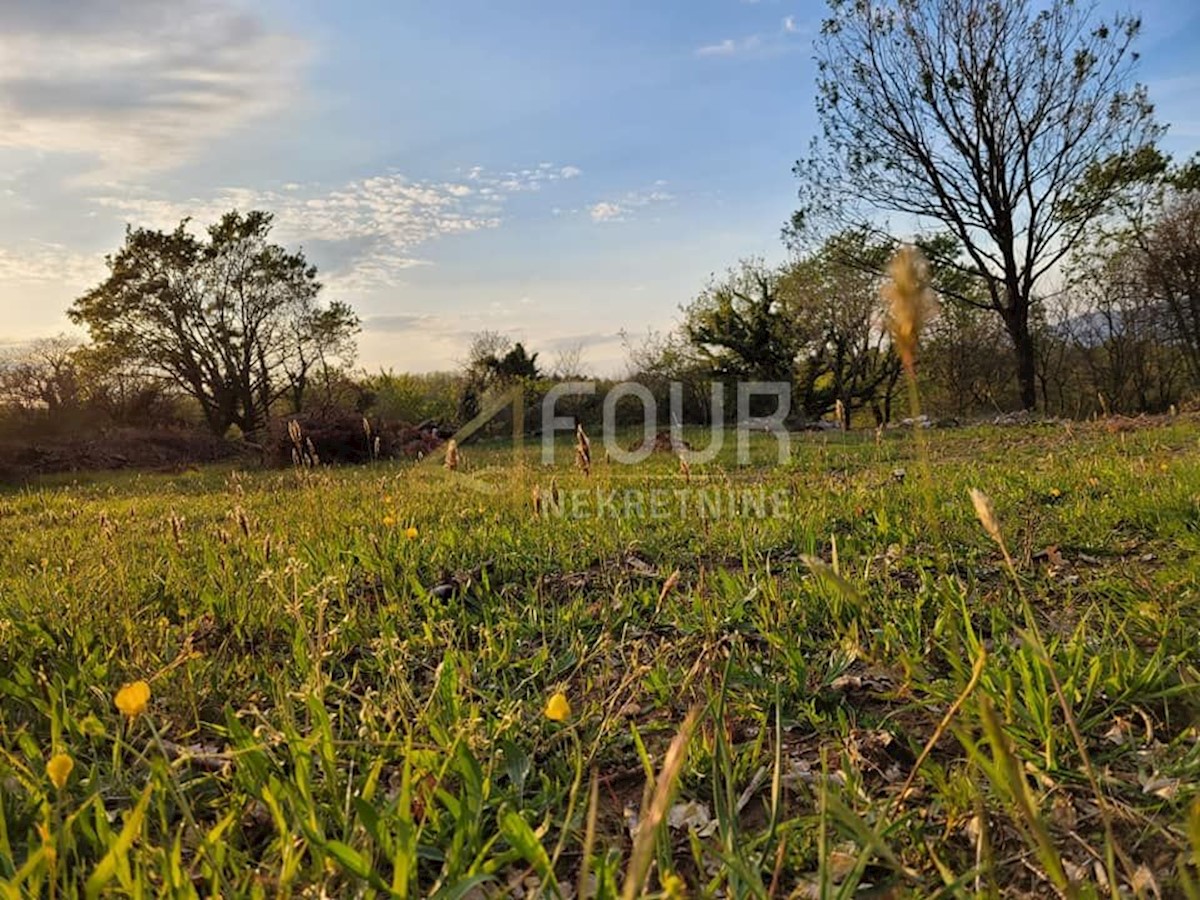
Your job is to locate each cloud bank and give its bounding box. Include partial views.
[0,0,308,179]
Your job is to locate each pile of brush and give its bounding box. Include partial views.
[264,414,444,467]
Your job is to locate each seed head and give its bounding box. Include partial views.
[882,245,937,370]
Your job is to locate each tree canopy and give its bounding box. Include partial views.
[794,0,1159,409]
[69,210,359,438]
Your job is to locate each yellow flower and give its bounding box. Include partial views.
[544,692,571,722]
[114,680,151,719]
[382,514,397,527]
[405,526,419,540]
[1049,487,1061,498]
[46,753,73,790]
[662,872,687,899]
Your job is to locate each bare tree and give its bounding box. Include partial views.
[794,0,1159,409]
[0,335,82,414]
[550,342,588,380]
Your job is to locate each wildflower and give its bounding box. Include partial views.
[1049,487,1062,499]
[382,514,397,527]
[114,680,151,719]
[662,872,687,899]
[544,692,571,722]
[405,526,419,540]
[46,753,73,790]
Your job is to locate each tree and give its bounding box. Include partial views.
[794,0,1158,409]
[782,230,901,423]
[683,259,798,384]
[682,242,902,423]
[69,210,358,438]
[0,335,81,415]
[484,343,540,383]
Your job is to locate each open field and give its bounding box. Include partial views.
[2,420,1199,897]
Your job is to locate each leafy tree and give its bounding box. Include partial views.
[682,241,903,422]
[683,259,798,383]
[782,229,901,423]
[484,343,540,383]
[1079,150,1200,384]
[69,210,358,438]
[793,0,1159,409]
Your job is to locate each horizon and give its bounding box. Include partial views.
[1,0,1198,377]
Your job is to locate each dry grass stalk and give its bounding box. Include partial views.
[575,423,591,476]
[968,488,1004,550]
[621,706,700,900]
[835,398,846,430]
[892,646,987,812]
[287,419,317,469]
[882,244,937,373]
[169,510,184,548]
[967,486,1131,890]
[662,571,681,607]
[444,438,459,471]
[531,484,542,518]
[234,505,251,538]
[678,452,691,483]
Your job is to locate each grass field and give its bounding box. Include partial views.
[2,419,1199,897]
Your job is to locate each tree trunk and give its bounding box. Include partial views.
[1003,310,1038,411]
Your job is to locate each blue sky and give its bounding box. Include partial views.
[0,0,1197,374]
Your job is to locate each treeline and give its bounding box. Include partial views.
[2,154,1198,474]
[4,0,1200,472]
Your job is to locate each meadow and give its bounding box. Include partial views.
[1,419,1199,898]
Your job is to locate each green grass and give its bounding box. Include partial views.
[1,420,1199,897]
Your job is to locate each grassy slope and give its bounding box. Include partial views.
[1,420,1198,897]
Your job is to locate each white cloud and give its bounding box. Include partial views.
[0,0,309,180]
[95,163,582,292]
[0,242,105,287]
[589,185,673,224]
[696,38,753,57]
[696,16,810,57]
[589,202,625,222]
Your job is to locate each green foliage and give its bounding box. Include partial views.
[1,421,1199,895]
[69,210,359,438]
[365,370,461,426]
[796,0,1160,408]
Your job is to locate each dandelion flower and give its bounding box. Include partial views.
[544,692,571,722]
[382,514,397,528]
[46,753,73,790]
[114,680,151,719]
[405,526,419,540]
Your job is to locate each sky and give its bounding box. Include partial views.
[1,0,1198,376]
